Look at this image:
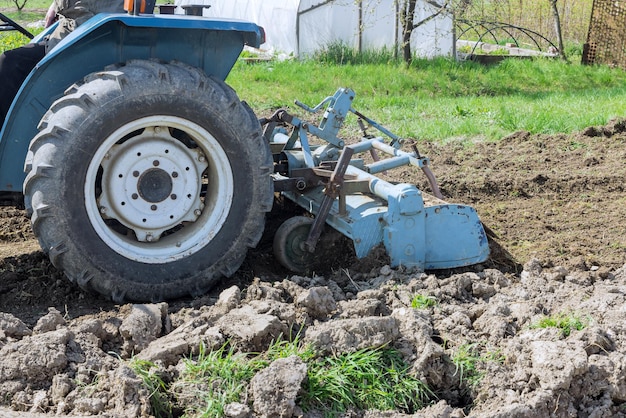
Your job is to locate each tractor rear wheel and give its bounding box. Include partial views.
[23,60,273,302]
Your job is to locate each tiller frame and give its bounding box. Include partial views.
[263,88,489,272]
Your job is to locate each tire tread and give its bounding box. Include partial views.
[23,60,273,302]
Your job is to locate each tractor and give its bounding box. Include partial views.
[0,5,489,303]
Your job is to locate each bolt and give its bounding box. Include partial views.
[151,205,157,211]
[133,171,139,177]
[146,233,154,242]
[104,152,110,160]
[154,126,161,134]
[99,206,107,214]
[153,160,160,167]
[132,193,138,200]
[171,194,177,200]
[194,209,202,216]
[172,171,178,178]
[176,242,181,247]
[198,155,206,162]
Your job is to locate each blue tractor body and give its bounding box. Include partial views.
[0,13,263,192]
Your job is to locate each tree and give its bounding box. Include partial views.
[548,0,567,60]
[12,0,29,12]
[399,0,452,64]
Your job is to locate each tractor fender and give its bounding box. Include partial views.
[0,13,263,192]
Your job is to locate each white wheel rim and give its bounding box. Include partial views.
[85,115,234,264]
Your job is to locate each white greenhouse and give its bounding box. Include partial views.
[170,0,454,58]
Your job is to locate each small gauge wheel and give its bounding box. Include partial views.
[273,216,319,273]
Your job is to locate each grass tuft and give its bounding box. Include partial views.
[301,345,433,416]
[129,358,173,418]
[530,312,590,337]
[451,342,505,389]
[312,41,400,65]
[169,334,314,417]
[170,343,260,418]
[411,294,437,309]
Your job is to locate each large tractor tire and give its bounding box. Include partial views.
[23,60,274,302]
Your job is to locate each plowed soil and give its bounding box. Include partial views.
[0,120,626,418]
[0,119,625,417]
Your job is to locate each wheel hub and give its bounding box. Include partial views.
[98,126,209,242]
[273,216,318,273]
[138,168,173,203]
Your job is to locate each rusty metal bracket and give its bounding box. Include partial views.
[303,147,354,252]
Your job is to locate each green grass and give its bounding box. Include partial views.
[129,358,173,418]
[451,342,505,389]
[129,336,433,418]
[530,312,590,337]
[312,41,401,65]
[411,294,437,309]
[451,343,483,388]
[2,0,52,11]
[228,55,626,143]
[301,345,433,416]
[0,10,45,54]
[0,0,49,27]
[171,343,262,418]
[0,31,31,52]
[1,9,45,21]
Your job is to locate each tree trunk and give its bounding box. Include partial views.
[401,0,417,65]
[549,0,567,60]
[12,0,28,11]
[400,0,451,65]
